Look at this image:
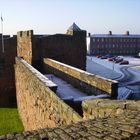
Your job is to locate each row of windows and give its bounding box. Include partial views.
[92,50,136,54]
[92,38,140,43]
[94,44,137,48]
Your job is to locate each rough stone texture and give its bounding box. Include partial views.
[17,30,33,65]
[15,57,82,131]
[3,110,140,139]
[82,99,140,120]
[43,58,118,98]
[17,29,87,72]
[41,30,87,70]
[0,26,86,106]
[0,36,17,107]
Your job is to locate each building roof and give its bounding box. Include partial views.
[91,34,140,38]
[68,22,81,31]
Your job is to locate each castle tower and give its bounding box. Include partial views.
[66,22,81,35]
[67,23,87,70]
[67,23,86,42]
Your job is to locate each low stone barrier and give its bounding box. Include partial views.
[82,99,140,120]
[43,58,118,98]
[15,57,82,131]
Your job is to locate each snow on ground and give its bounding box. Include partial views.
[44,56,140,100]
[87,56,140,81]
[45,74,86,99]
[86,57,122,80]
[86,56,140,100]
[124,56,140,65]
[45,74,110,101]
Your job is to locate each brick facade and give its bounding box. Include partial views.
[88,31,140,56]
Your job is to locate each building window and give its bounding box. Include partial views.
[93,38,95,42]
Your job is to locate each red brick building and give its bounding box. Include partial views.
[87,31,140,56]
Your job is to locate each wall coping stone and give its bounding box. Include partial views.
[17,57,57,89]
[46,58,118,84]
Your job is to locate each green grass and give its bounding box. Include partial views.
[0,108,24,136]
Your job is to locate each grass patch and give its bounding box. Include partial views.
[0,108,24,136]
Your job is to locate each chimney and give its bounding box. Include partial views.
[109,31,112,35]
[88,33,91,37]
[126,31,129,35]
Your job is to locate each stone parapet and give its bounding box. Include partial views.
[82,99,140,120]
[44,58,118,98]
[15,57,82,131]
[2,109,140,139]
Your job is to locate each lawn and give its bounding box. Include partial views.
[0,108,24,136]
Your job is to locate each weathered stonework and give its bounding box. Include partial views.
[44,58,118,98]
[2,109,140,139]
[12,57,140,139]
[0,24,87,107]
[17,30,33,65]
[82,99,140,120]
[15,57,81,131]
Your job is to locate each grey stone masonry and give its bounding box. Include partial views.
[2,110,140,140]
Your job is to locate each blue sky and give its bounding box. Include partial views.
[0,0,140,35]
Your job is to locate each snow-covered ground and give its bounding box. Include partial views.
[86,57,122,80]
[43,56,140,100]
[45,74,110,101]
[86,56,140,99]
[45,74,86,99]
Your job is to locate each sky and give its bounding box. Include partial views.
[0,0,140,35]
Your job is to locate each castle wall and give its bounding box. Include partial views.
[43,58,118,98]
[82,99,140,120]
[15,57,82,131]
[17,30,33,65]
[0,36,17,107]
[0,27,87,107]
[41,32,87,70]
[17,30,87,71]
[2,101,140,139]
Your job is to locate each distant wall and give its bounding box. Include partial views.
[41,32,87,70]
[0,36,17,107]
[43,58,118,98]
[17,29,87,72]
[82,99,140,120]
[15,57,82,131]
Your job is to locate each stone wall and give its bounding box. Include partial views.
[82,99,140,120]
[15,57,82,131]
[2,109,140,139]
[17,29,87,72]
[0,36,17,107]
[41,31,87,70]
[17,30,33,65]
[43,58,118,98]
